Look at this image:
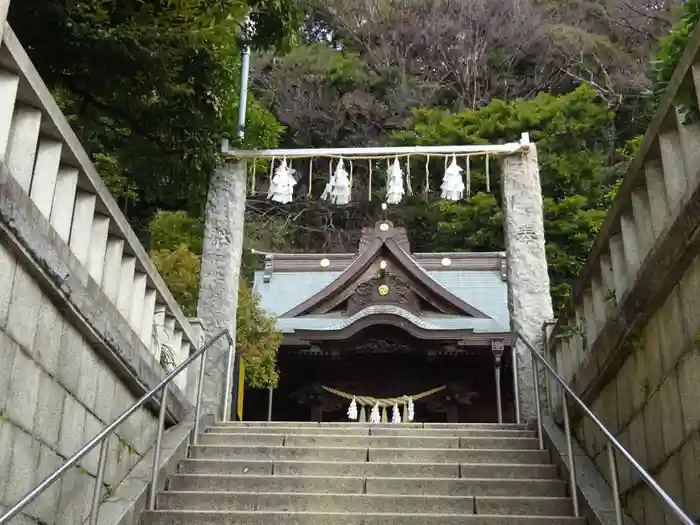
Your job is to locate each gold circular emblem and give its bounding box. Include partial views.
[379,222,390,231]
[378,284,390,296]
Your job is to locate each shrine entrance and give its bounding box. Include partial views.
[245,216,516,423]
[264,325,518,423]
[242,220,519,423]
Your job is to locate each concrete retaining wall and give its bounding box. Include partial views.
[545,18,700,525]
[0,20,204,525]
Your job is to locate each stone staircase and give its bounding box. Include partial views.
[141,421,586,525]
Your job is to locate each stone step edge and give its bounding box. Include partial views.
[199,433,537,440]
[212,422,530,428]
[159,490,571,504]
[180,459,556,468]
[178,458,560,477]
[169,473,565,484]
[189,445,546,453]
[204,427,535,434]
[143,510,576,520]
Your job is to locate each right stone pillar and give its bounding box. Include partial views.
[502,139,554,422]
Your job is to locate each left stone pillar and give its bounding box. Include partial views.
[0,0,10,41]
[502,141,554,422]
[197,160,247,418]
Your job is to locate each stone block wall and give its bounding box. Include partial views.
[544,19,700,525]
[571,255,700,524]
[0,19,205,525]
[0,247,159,525]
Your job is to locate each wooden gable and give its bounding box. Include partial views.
[281,222,489,319]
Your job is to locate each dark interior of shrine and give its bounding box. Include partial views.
[243,325,516,423]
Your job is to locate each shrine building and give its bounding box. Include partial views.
[245,220,517,424]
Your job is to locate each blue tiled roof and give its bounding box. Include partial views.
[253,271,344,316]
[428,271,509,328]
[253,268,510,334]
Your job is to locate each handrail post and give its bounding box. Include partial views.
[192,352,207,445]
[562,392,579,517]
[532,357,544,449]
[267,387,273,422]
[607,443,623,525]
[147,384,169,510]
[222,340,236,422]
[512,344,521,424]
[495,361,503,423]
[88,440,109,525]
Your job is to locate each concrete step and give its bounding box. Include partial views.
[197,433,540,450]
[156,491,475,513]
[142,510,585,525]
[167,474,566,497]
[178,459,459,478]
[211,422,529,431]
[367,447,551,465]
[189,445,551,464]
[475,496,573,516]
[178,459,559,479]
[155,491,573,516]
[204,426,536,438]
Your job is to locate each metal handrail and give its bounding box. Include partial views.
[0,329,235,525]
[515,332,695,525]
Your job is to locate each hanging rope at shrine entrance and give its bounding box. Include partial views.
[321,385,446,424]
[258,153,492,205]
[224,134,531,206]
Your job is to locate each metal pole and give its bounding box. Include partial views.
[532,357,544,450]
[267,387,273,422]
[88,440,109,525]
[222,342,236,422]
[562,394,579,517]
[147,385,169,510]
[192,353,207,445]
[512,345,521,424]
[608,443,624,525]
[494,363,503,424]
[237,46,251,138]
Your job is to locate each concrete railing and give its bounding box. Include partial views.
[0,24,197,394]
[547,22,700,400]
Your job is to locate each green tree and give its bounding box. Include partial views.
[389,84,617,310]
[148,211,281,387]
[8,0,294,228]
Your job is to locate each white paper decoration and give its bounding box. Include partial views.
[441,155,465,201]
[347,396,358,420]
[266,158,296,203]
[385,158,405,204]
[320,158,352,205]
[391,403,402,424]
[331,159,351,204]
[369,403,381,424]
[407,397,415,422]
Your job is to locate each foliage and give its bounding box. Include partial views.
[151,246,203,316]
[8,0,294,227]
[236,282,282,389]
[388,85,617,309]
[149,211,205,254]
[649,0,700,104]
[148,211,281,387]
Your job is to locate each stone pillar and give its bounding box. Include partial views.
[502,142,554,422]
[196,160,247,418]
[0,0,10,51]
